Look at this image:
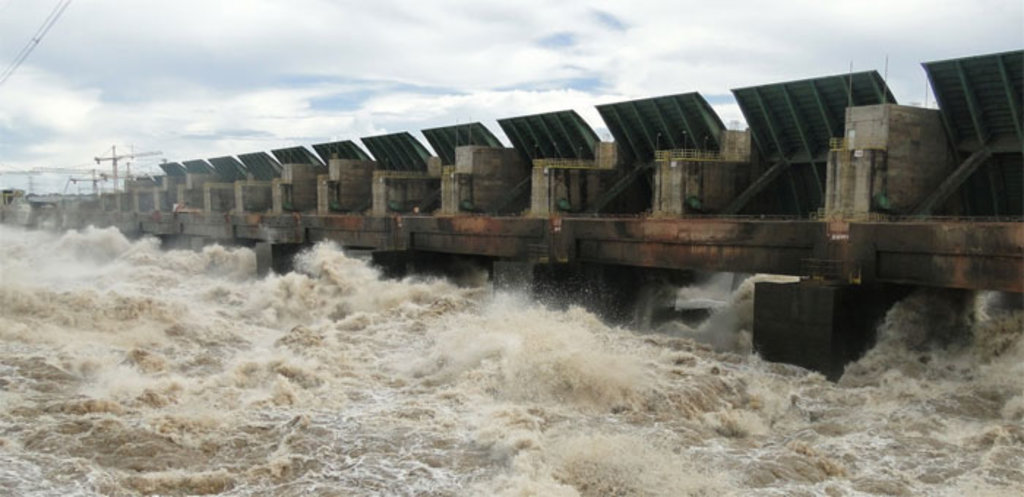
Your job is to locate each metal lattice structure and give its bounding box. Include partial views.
[924,50,1023,216]
[182,159,214,175]
[498,110,599,163]
[159,162,187,177]
[925,50,1023,153]
[422,122,503,165]
[271,146,326,173]
[731,71,896,215]
[361,132,433,171]
[311,140,372,164]
[237,152,283,181]
[208,156,249,182]
[596,92,725,164]
[734,70,895,163]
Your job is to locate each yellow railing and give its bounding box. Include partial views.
[532,158,598,170]
[373,170,435,179]
[654,149,725,162]
[829,138,847,151]
[802,258,862,284]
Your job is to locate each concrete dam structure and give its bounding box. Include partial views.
[3,49,1021,379]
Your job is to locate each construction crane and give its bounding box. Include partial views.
[0,166,105,194]
[64,170,108,195]
[94,145,162,191]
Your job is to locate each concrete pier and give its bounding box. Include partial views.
[441,146,528,214]
[753,281,912,379]
[825,104,953,217]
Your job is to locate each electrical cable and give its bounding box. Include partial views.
[0,0,73,87]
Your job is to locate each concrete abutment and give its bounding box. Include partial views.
[753,280,913,380]
[255,242,309,276]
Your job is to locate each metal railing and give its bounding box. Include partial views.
[532,158,599,170]
[374,170,436,180]
[654,149,726,162]
[802,258,860,284]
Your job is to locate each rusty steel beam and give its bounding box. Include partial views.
[850,221,1023,292]
[30,202,1021,294]
[305,215,391,249]
[402,216,547,258]
[562,218,822,275]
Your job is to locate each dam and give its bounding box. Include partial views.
[3,50,1021,380]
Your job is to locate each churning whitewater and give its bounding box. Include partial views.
[0,225,1021,496]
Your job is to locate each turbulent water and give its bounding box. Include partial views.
[0,225,1021,496]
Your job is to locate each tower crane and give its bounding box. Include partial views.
[0,166,104,194]
[94,145,162,191]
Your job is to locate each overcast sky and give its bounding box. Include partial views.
[0,0,1020,192]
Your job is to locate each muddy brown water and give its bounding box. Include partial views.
[0,225,1021,496]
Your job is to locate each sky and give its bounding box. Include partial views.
[0,0,1020,193]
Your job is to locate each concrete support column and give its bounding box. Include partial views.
[753,281,911,380]
[255,243,273,277]
[203,184,214,213]
[529,167,549,216]
[234,183,245,213]
[272,179,285,214]
[255,242,307,277]
[317,176,330,215]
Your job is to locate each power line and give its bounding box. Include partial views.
[0,0,73,87]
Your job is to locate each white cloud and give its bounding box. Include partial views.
[0,0,1020,184]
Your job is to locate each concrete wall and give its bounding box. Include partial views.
[316,176,331,215]
[595,142,620,169]
[157,177,184,211]
[173,173,215,210]
[371,172,439,216]
[448,146,529,213]
[328,159,375,212]
[135,190,156,212]
[753,280,911,380]
[176,184,204,210]
[118,192,133,212]
[124,183,159,213]
[440,167,474,215]
[652,131,757,216]
[185,173,213,190]
[530,167,604,216]
[276,164,318,213]
[826,104,953,217]
[234,180,273,213]
[427,157,443,177]
[719,130,753,163]
[100,193,119,211]
[203,184,236,213]
[654,160,752,215]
